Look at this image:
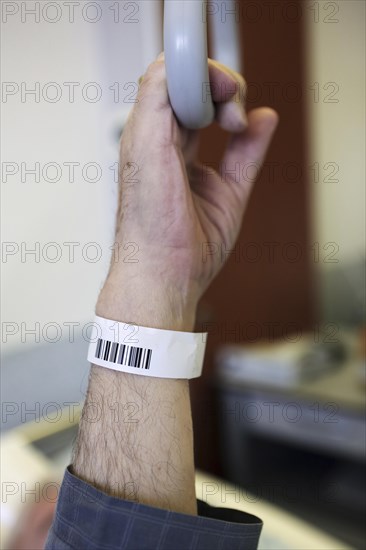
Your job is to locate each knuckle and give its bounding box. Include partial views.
[143,59,165,86]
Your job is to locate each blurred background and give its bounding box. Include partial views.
[1,1,365,548]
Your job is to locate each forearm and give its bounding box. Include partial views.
[72,273,198,515]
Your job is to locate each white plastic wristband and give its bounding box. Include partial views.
[87,316,208,379]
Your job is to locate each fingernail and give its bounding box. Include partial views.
[157,52,165,61]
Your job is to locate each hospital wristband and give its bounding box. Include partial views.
[87,315,208,379]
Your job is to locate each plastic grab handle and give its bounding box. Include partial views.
[164,0,241,130]
[164,0,215,130]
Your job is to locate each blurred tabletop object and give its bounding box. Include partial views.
[215,330,366,548]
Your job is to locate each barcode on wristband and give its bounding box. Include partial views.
[94,338,152,370]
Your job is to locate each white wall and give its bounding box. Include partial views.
[306,0,365,265]
[306,0,365,323]
[1,1,162,354]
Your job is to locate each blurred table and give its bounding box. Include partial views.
[216,344,365,462]
[215,341,366,548]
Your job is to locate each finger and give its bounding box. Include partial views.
[126,55,248,162]
[136,52,168,105]
[207,59,245,102]
[207,59,248,133]
[137,52,164,87]
[221,107,279,201]
[131,55,247,136]
[123,53,179,150]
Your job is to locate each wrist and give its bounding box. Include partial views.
[96,271,198,332]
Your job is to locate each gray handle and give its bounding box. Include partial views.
[164,0,214,130]
[164,0,241,130]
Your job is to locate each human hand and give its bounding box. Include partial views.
[97,54,278,330]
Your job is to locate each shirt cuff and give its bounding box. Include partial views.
[46,466,262,550]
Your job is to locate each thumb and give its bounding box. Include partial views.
[221,108,279,201]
